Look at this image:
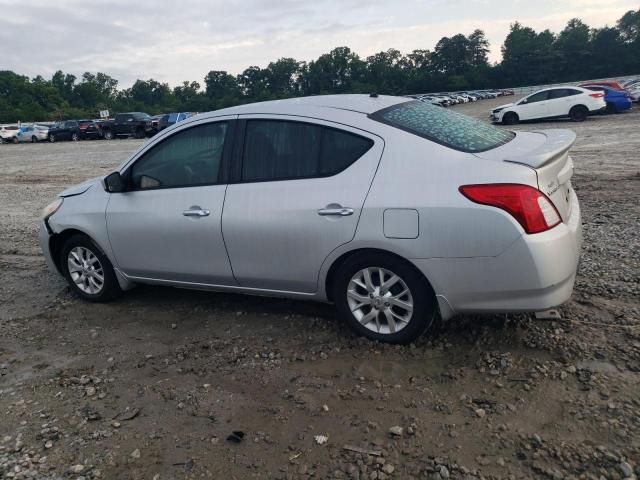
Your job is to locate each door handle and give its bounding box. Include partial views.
[317,206,354,216]
[183,207,210,217]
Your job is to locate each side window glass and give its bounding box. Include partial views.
[549,89,572,99]
[130,122,227,190]
[319,129,373,175]
[526,91,549,104]
[242,120,321,182]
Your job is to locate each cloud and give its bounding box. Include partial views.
[0,0,636,88]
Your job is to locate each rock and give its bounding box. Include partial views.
[475,408,486,418]
[314,434,329,445]
[70,464,84,473]
[566,365,577,374]
[85,386,96,397]
[130,448,141,459]
[44,440,53,449]
[388,426,403,437]
[381,464,395,474]
[619,462,633,477]
[171,323,177,329]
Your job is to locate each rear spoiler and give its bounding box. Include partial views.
[504,129,576,169]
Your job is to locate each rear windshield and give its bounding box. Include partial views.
[370,100,514,153]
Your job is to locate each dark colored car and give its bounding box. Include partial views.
[158,112,191,131]
[101,112,154,139]
[48,120,101,142]
[583,86,632,113]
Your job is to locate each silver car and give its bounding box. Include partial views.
[40,95,582,344]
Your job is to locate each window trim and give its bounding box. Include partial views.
[368,100,514,154]
[122,120,235,192]
[234,118,374,184]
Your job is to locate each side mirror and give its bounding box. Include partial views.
[105,172,126,193]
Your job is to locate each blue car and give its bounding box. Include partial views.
[584,86,632,113]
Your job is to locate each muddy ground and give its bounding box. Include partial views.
[0,97,639,480]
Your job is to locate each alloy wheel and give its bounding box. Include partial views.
[346,267,413,335]
[67,246,104,295]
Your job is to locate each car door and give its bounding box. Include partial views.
[518,90,550,120]
[222,116,383,293]
[105,118,236,285]
[547,88,579,116]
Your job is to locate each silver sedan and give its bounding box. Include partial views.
[39,95,582,344]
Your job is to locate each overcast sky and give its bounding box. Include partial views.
[1,0,636,89]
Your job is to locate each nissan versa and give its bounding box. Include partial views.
[40,95,582,344]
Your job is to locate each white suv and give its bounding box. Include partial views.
[491,87,606,124]
[0,125,20,143]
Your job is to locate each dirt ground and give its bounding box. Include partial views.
[0,97,639,480]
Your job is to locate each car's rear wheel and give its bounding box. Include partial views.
[333,252,437,344]
[71,133,79,141]
[605,102,617,114]
[103,130,113,140]
[31,135,38,143]
[11,136,18,144]
[49,134,56,143]
[60,234,122,302]
[569,105,588,122]
[134,128,145,139]
[502,112,519,125]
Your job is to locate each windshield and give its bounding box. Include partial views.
[370,100,514,153]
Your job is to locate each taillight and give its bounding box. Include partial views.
[459,184,561,234]
[589,92,604,98]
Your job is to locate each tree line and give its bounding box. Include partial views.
[0,10,638,123]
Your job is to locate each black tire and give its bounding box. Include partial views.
[103,130,113,140]
[11,136,18,144]
[71,132,79,141]
[60,234,123,302]
[49,134,56,143]
[605,102,617,114]
[502,112,519,125]
[32,135,38,143]
[134,128,145,139]
[333,252,437,344]
[569,105,588,122]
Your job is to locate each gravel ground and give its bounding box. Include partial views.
[0,98,639,479]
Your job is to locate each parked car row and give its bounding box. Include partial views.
[1,111,194,144]
[409,89,514,107]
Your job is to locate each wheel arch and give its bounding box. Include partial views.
[323,247,437,304]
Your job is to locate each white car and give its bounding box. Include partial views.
[16,125,49,143]
[491,87,606,124]
[0,125,20,143]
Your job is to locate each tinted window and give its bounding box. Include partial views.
[549,88,580,99]
[319,128,373,175]
[130,122,227,190]
[370,100,514,153]
[241,120,373,182]
[524,91,550,103]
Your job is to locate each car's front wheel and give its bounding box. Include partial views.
[61,234,122,302]
[71,132,79,141]
[103,130,113,140]
[333,252,437,344]
[502,112,519,125]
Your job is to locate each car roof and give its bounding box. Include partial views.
[205,94,408,118]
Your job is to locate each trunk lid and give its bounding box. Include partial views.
[474,129,576,222]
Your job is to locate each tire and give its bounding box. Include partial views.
[502,112,519,125]
[11,136,18,144]
[605,102,617,114]
[49,134,56,143]
[569,105,588,122]
[71,132,79,141]
[103,130,113,140]
[134,128,145,139]
[60,234,123,302]
[32,136,38,143]
[333,252,437,344]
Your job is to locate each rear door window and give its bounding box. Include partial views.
[549,89,579,99]
[524,91,550,103]
[241,120,373,182]
[369,100,514,153]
